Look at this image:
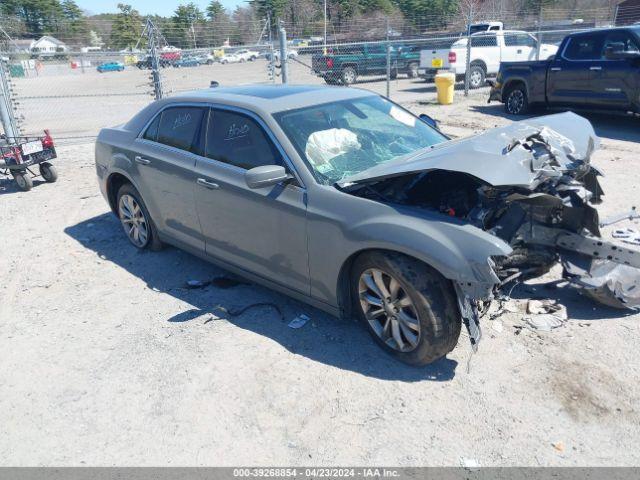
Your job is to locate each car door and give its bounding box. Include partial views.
[588,30,640,110]
[501,33,522,62]
[546,32,605,107]
[133,105,207,251]
[193,107,310,295]
[471,33,499,73]
[365,43,389,74]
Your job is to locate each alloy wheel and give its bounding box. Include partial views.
[470,70,482,88]
[507,90,525,114]
[358,268,421,352]
[118,194,149,248]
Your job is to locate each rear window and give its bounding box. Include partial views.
[155,106,206,153]
[564,34,605,60]
[471,34,498,48]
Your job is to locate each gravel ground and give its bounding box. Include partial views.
[0,90,639,466]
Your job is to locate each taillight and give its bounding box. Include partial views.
[42,129,54,148]
[326,57,334,68]
[448,51,456,63]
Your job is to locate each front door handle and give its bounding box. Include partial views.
[550,67,562,71]
[590,66,602,71]
[135,155,151,165]
[197,178,220,190]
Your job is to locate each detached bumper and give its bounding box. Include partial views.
[487,81,502,103]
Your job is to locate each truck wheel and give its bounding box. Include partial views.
[351,251,461,366]
[117,183,163,251]
[407,62,419,78]
[468,64,486,89]
[504,84,529,115]
[341,67,357,85]
[39,162,58,183]
[13,172,33,191]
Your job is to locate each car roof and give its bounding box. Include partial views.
[166,84,376,114]
[568,26,640,37]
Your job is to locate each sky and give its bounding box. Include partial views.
[75,0,245,17]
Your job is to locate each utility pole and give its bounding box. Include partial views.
[146,19,164,100]
[278,20,288,84]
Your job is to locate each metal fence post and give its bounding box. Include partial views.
[536,5,542,61]
[386,44,391,98]
[278,21,288,84]
[0,58,19,141]
[463,5,473,97]
[147,18,164,100]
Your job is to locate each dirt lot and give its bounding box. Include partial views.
[1,88,639,466]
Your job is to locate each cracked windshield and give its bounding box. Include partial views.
[275,96,446,184]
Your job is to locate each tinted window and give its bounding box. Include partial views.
[156,106,206,152]
[205,109,282,170]
[504,34,536,47]
[143,114,160,141]
[564,34,605,60]
[471,34,497,47]
[602,31,639,57]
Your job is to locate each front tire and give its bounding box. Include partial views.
[13,172,33,191]
[39,162,58,183]
[504,84,530,115]
[116,183,162,251]
[351,251,461,366]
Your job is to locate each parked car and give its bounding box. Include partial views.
[197,53,215,65]
[489,26,640,114]
[235,49,260,61]
[173,56,200,68]
[97,62,125,73]
[269,49,299,62]
[220,53,243,64]
[419,30,558,88]
[311,44,419,85]
[95,85,639,365]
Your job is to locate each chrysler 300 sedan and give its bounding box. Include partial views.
[96,85,639,365]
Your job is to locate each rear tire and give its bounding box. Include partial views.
[504,84,530,115]
[468,64,486,89]
[341,66,357,85]
[351,251,461,366]
[407,62,419,78]
[39,162,58,183]
[116,183,163,251]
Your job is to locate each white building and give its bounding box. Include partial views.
[30,36,69,56]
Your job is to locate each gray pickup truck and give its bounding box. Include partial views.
[489,26,640,115]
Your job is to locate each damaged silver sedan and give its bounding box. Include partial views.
[95,85,639,366]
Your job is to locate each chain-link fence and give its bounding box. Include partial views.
[0,4,619,145]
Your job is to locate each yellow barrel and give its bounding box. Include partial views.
[434,72,455,105]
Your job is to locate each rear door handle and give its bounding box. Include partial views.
[590,66,602,71]
[197,178,220,190]
[135,155,151,165]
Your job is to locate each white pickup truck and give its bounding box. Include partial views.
[418,29,559,88]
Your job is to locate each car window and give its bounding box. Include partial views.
[274,96,447,185]
[155,106,206,153]
[505,34,536,47]
[143,113,161,141]
[471,34,497,47]
[564,34,605,60]
[205,109,282,170]
[602,31,640,57]
[367,44,386,54]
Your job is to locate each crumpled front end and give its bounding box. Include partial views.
[342,112,640,348]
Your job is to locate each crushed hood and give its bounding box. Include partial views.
[339,112,600,189]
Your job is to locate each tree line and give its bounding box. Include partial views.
[0,0,612,50]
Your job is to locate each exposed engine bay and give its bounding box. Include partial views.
[339,112,640,349]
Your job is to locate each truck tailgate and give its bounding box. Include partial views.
[419,48,450,70]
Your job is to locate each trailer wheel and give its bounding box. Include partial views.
[39,162,58,183]
[13,172,33,191]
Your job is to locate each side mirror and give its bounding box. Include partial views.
[245,164,291,189]
[419,113,440,131]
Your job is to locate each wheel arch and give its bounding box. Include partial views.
[470,58,487,72]
[106,171,134,214]
[503,77,529,98]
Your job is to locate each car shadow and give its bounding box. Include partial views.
[470,104,640,143]
[64,212,458,382]
[0,175,46,195]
